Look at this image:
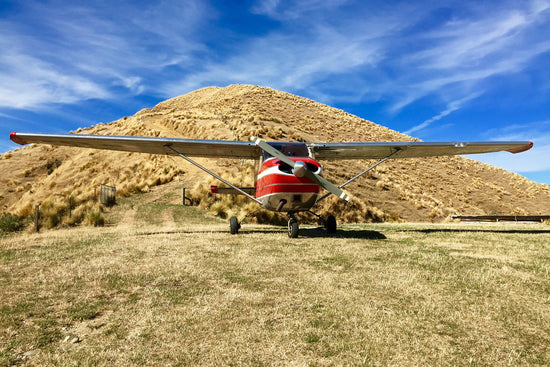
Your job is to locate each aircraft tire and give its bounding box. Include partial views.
[288,218,299,238]
[230,216,240,235]
[325,215,337,234]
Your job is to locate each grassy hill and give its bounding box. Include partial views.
[1,84,550,229]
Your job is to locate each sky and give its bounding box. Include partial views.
[1,0,550,185]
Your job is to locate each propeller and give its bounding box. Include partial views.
[251,136,350,201]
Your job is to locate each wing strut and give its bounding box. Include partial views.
[316,149,401,203]
[165,145,262,205]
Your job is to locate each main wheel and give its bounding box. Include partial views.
[288,218,299,238]
[230,216,240,235]
[325,215,337,234]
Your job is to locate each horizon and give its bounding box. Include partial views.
[1,0,549,185]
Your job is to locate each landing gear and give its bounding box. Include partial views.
[325,215,337,234]
[307,210,337,235]
[229,216,240,235]
[229,212,336,238]
[288,217,299,238]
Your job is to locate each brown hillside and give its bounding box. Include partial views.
[1,84,550,226]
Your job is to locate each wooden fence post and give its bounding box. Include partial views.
[34,204,40,232]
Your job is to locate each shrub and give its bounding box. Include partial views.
[40,200,63,229]
[46,159,62,174]
[0,213,24,234]
[86,210,105,227]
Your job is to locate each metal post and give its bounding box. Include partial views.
[182,188,186,206]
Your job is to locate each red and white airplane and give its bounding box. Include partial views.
[10,131,532,237]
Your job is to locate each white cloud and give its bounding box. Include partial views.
[471,144,550,174]
[0,0,209,109]
[470,119,550,174]
[0,46,111,108]
[161,24,385,99]
[391,1,550,115]
[403,92,482,135]
[251,0,349,20]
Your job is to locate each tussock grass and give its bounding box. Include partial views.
[1,200,549,366]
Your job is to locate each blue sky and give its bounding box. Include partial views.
[1,0,550,184]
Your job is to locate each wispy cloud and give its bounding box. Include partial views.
[403,92,482,135]
[386,1,550,134]
[161,24,385,99]
[482,120,550,142]
[0,43,111,108]
[471,143,550,174]
[0,0,210,109]
[250,0,350,20]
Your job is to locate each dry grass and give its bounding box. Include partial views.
[1,190,549,366]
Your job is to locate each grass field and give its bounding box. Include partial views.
[1,197,550,366]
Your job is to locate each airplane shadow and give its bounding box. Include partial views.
[127,227,386,239]
[238,227,387,239]
[117,225,548,239]
[298,227,387,239]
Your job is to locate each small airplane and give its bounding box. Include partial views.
[10,131,533,237]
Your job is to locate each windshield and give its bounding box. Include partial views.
[262,143,309,160]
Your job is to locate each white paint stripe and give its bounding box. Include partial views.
[256,192,319,201]
[258,182,319,189]
[257,167,295,180]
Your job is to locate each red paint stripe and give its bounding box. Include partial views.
[256,174,319,197]
[256,184,319,197]
[507,141,533,154]
[257,173,315,186]
[10,132,28,145]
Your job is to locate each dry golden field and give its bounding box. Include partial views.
[1,186,549,366]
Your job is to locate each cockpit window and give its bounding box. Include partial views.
[262,143,309,160]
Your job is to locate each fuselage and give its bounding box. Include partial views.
[256,156,321,212]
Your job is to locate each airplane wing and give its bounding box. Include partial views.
[10,132,260,159]
[308,141,533,160]
[10,132,532,160]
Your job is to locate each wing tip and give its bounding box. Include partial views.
[507,141,533,154]
[10,132,28,146]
